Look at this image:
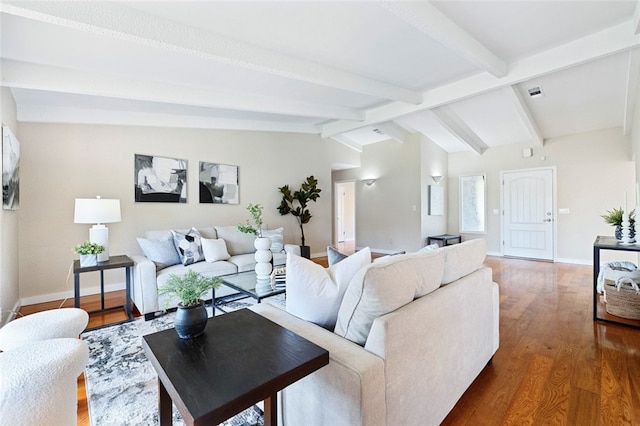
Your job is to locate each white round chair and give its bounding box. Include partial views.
[0,308,89,351]
[0,338,89,426]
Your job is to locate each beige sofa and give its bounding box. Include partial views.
[131,226,296,320]
[251,239,499,426]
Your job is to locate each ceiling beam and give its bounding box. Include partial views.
[1,59,363,121]
[374,122,411,144]
[623,48,640,135]
[506,86,544,146]
[0,1,422,105]
[380,1,507,78]
[431,107,488,155]
[15,104,318,133]
[329,135,363,153]
[322,20,640,138]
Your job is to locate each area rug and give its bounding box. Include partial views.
[81,296,285,425]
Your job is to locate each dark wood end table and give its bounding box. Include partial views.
[142,308,329,426]
[73,254,134,328]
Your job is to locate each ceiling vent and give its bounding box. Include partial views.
[527,86,544,98]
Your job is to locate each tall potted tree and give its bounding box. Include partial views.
[277,175,321,259]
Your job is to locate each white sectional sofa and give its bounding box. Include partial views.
[251,239,499,426]
[131,225,296,320]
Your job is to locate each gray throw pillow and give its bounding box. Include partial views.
[171,228,205,266]
[327,246,348,266]
[137,237,181,270]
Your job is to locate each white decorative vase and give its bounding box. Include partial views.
[79,254,97,267]
[254,237,273,280]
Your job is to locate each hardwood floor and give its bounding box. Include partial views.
[17,256,640,425]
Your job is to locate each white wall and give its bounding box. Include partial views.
[420,135,449,241]
[449,127,635,264]
[17,123,343,303]
[333,135,447,253]
[0,87,19,324]
[633,81,640,186]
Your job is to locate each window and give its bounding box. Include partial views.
[460,174,486,233]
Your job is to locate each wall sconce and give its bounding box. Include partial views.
[363,178,376,186]
[431,175,444,184]
[74,196,121,262]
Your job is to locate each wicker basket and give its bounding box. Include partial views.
[604,278,640,320]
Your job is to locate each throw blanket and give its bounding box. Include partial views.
[597,261,637,294]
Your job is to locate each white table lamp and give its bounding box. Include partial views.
[74,197,121,262]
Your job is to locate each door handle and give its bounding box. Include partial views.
[543,218,552,222]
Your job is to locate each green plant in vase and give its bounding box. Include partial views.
[73,241,105,267]
[601,207,636,240]
[73,241,105,255]
[158,270,221,339]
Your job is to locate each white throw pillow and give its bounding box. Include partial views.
[201,238,231,262]
[418,243,440,253]
[262,228,284,253]
[285,247,372,330]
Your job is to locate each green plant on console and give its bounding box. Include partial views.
[237,203,264,237]
[601,207,635,227]
[277,175,321,248]
[158,270,221,310]
[73,241,105,255]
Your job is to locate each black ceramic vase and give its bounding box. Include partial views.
[174,300,208,339]
[615,225,636,241]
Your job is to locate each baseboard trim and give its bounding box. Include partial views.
[488,252,591,266]
[21,281,126,306]
[555,258,591,266]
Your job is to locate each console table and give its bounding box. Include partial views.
[73,254,134,328]
[427,234,462,247]
[593,236,640,328]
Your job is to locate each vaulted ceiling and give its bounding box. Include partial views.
[1,1,639,157]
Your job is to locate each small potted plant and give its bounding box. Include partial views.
[237,204,273,280]
[158,270,221,339]
[73,241,105,267]
[601,207,636,240]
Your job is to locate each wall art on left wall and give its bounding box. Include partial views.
[2,126,20,210]
[134,154,187,203]
[199,161,239,204]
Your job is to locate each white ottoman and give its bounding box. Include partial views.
[0,308,89,351]
[0,338,89,426]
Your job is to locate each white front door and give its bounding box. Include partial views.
[502,168,554,260]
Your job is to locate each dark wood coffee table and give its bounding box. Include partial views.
[142,308,329,426]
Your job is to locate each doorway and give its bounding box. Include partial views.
[502,167,555,261]
[334,181,355,252]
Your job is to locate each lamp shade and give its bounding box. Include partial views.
[74,198,121,224]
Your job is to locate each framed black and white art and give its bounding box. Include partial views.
[2,126,19,210]
[134,154,187,203]
[199,162,239,204]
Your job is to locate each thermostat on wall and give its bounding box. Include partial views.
[522,148,533,158]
